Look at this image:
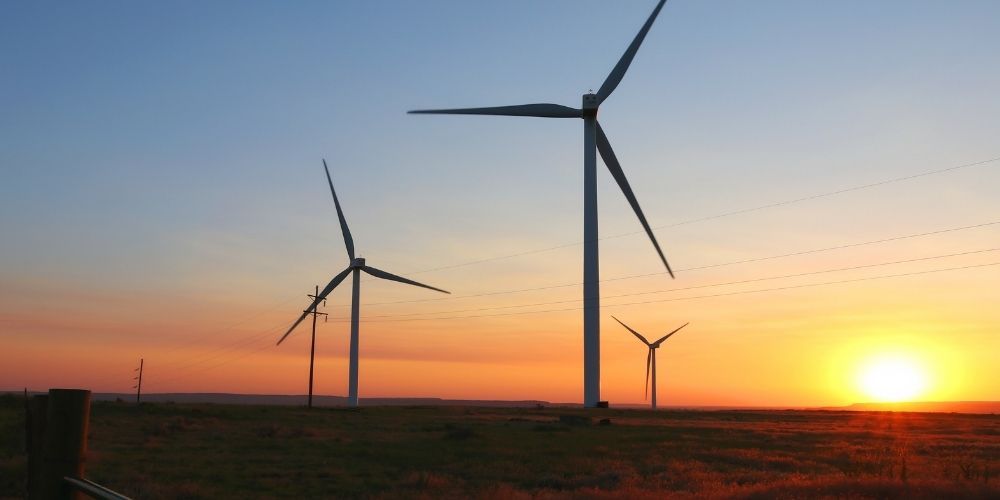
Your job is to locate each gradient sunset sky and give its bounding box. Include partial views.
[3,1,999,406]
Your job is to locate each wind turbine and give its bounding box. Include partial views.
[410,0,675,407]
[612,316,688,410]
[277,160,450,407]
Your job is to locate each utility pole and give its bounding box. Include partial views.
[133,358,143,403]
[306,285,328,408]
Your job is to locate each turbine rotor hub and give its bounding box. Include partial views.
[351,257,366,268]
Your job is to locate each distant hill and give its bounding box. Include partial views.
[85,392,557,408]
[823,401,1000,414]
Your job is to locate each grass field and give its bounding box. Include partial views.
[2,394,998,499]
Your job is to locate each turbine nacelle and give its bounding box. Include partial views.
[582,93,600,114]
[350,257,366,268]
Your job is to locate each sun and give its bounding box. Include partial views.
[857,354,928,403]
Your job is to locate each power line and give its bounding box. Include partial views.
[649,157,1000,231]
[140,322,286,380]
[122,298,329,390]
[142,339,277,389]
[145,292,303,362]
[329,248,1000,320]
[331,219,1000,309]
[141,296,330,388]
[397,156,1000,276]
[331,261,1000,323]
[82,292,307,392]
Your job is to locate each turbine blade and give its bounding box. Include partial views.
[612,315,650,345]
[596,122,674,278]
[362,266,450,294]
[323,159,355,260]
[408,103,582,118]
[276,267,353,345]
[652,322,689,346]
[596,0,669,104]
[645,348,652,400]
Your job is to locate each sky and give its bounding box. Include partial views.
[2,0,999,407]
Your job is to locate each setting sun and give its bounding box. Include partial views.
[858,354,928,402]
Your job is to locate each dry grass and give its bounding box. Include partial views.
[1,395,998,498]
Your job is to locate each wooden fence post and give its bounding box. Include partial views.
[27,394,48,499]
[39,389,91,500]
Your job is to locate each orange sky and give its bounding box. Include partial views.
[4,216,998,406]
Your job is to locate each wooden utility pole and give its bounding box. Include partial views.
[306,285,328,408]
[133,358,144,403]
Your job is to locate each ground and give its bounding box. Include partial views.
[1,394,998,498]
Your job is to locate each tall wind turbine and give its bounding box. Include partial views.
[277,160,450,407]
[613,316,688,410]
[410,0,675,407]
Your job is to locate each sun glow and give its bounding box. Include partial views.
[857,354,928,403]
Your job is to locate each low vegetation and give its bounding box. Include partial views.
[1,394,998,498]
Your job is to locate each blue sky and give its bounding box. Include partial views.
[3,1,999,403]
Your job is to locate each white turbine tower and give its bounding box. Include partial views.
[277,160,450,407]
[410,0,675,407]
[613,316,688,410]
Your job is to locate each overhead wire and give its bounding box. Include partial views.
[144,324,286,378]
[339,261,1000,323]
[325,247,1000,320]
[148,292,305,362]
[142,336,279,389]
[394,156,1000,277]
[334,219,1000,309]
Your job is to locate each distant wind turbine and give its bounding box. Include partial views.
[410,0,675,407]
[613,315,688,410]
[277,160,450,407]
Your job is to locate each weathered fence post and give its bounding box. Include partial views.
[27,393,49,499]
[39,389,91,500]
